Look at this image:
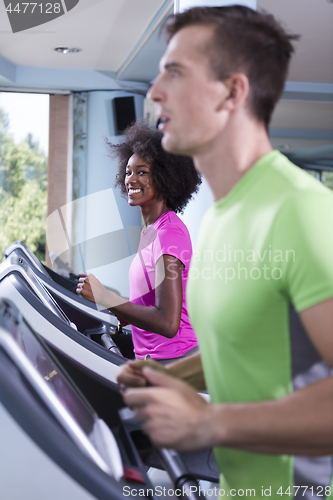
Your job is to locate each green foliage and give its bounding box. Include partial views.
[23,132,48,190]
[0,108,9,132]
[0,181,47,261]
[0,106,47,262]
[0,130,47,196]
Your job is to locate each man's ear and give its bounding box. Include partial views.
[217,73,250,112]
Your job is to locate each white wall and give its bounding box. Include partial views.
[178,176,214,250]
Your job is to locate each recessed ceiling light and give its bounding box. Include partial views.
[54,47,82,54]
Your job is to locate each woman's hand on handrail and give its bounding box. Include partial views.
[76,272,126,308]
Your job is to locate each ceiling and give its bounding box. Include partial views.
[0,0,169,70]
[258,0,333,84]
[0,0,332,85]
[0,0,173,89]
[0,0,332,165]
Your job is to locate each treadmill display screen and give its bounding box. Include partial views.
[0,299,124,479]
[3,303,94,434]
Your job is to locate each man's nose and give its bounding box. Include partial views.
[147,75,163,103]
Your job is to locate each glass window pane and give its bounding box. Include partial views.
[321,171,333,190]
[303,169,321,181]
[0,93,49,263]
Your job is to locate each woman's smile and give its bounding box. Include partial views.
[128,187,142,195]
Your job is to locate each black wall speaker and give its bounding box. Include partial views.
[113,96,136,135]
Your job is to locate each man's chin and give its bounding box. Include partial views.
[161,134,189,156]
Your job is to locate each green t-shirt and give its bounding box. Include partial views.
[187,151,333,499]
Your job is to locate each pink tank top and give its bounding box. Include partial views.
[129,211,198,359]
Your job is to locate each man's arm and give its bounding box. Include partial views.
[123,297,333,455]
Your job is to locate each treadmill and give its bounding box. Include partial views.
[0,253,128,385]
[0,298,205,499]
[2,242,134,360]
[4,240,80,293]
[0,245,220,487]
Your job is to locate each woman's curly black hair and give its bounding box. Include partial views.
[106,120,202,214]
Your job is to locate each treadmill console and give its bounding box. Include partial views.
[3,240,46,275]
[0,299,124,478]
[0,254,74,327]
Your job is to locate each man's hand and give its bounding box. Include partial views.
[117,359,169,388]
[118,353,205,392]
[122,367,214,451]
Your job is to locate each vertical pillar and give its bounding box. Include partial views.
[71,91,88,272]
[46,94,72,267]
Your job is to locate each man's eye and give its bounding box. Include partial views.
[169,69,179,77]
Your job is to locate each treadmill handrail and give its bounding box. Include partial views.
[42,279,119,327]
[0,257,71,326]
[4,247,122,327]
[155,448,201,500]
[0,328,112,475]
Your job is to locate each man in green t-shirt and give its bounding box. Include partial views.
[118,6,333,498]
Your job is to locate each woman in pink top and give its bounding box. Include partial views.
[77,121,201,362]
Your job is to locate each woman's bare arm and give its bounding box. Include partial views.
[77,254,184,338]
